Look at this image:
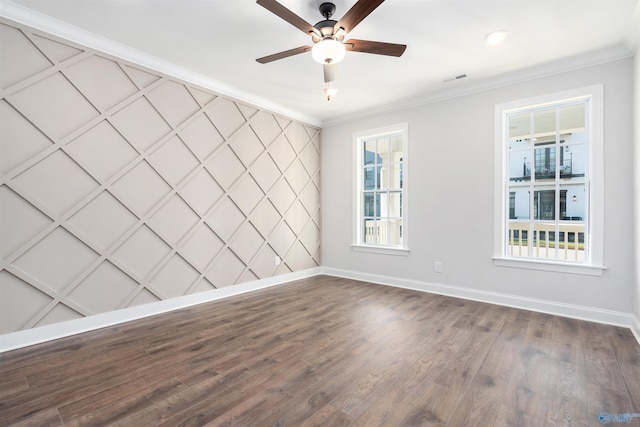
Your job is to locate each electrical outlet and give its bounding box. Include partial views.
[275,256,281,266]
[434,261,442,273]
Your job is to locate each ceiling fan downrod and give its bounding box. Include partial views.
[319,2,336,20]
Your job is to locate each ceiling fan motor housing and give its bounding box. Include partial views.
[312,3,343,42]
[313,20,341,41]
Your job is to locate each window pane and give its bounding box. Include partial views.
[508,221,529,258]
[508,111,531,143]
[388,192,402,217]
[390,134,403,189]
[559,103,585,136]
[559,146,572,179]
[388,219,402,246]
[364,140,376,165]
[509,150,531,181]
[557,223,586,262]
[363,193,375,217]
[561,143,585,179]
[375,219,390,246]
[363,218,376,244]
[508,187,530,219]
[533,108,556,142]
[374,166,386,190]
[509,192,516,219]
[377,137,390,163]
[363,166,375,190]
[378,192,388,217]
[533,186,556,220]
[382,163,402,190]
[534,146,556,180]
[390,135,402,161]
[532,222,556,259]
[561,183,585,221]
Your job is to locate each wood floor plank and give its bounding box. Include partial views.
[586,383,640,427]
[494,404,546,427]
[503,340,550,420]
[253,353,371,426]
[491,311,551,422]
[0,275,638,427]
[58,372,187,424]
[346,322,472,426]
[526,311,555,340]
[0,375,28,399]
[579,321,627,392]
[203,359,322,426]
[253,313,401,426]
[608,327,640,415]
[7,407,63,427]
[393,383,462,427]
[543,359,590,426]
[158,355,313,426]
[299,404,353,427]
[445,315,524,426]
[433,324,500,393]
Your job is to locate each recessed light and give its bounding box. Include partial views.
[484,29,508,44]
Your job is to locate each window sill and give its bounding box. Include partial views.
[492,256,606,276]
[351,244,410,256]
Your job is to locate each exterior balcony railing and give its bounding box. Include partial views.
[511,160,577,181]
[508,221,585,262]
[364,219,402,246]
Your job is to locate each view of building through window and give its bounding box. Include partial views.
[360,131,404,247]
[506,100,588,262]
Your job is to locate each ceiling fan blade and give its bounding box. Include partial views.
[323,63,337,82]
[334,0,385,34]
[257,0,320,37]
[256,46,312,63]
[345,39,407,57]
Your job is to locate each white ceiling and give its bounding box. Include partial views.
[3,0,639,125]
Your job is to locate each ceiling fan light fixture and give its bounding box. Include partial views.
[324,83,338,100]
[312,38,346,64]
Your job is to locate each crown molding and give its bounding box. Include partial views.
[0,0,322,127]
[321,45,633,127]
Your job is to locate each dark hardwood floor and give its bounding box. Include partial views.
[1,275,639,426]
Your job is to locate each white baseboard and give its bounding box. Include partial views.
[321,267,640,345]
[631,315,640,345]
[3,266,638,353]
[0,268,321,353]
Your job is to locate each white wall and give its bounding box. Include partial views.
[322,58,635,316]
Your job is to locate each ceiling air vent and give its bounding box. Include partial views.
[443,73,467,83]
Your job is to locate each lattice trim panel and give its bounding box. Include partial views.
[0,21,321,334]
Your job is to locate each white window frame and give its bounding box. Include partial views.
[493,85,605,276]
[352,123,409,256]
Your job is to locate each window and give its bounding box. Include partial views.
[493,86,604,275]
[353,123,408,255]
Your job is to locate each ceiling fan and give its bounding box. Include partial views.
[256,0,406,93]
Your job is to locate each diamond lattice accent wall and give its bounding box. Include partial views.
[0,21,321,335]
